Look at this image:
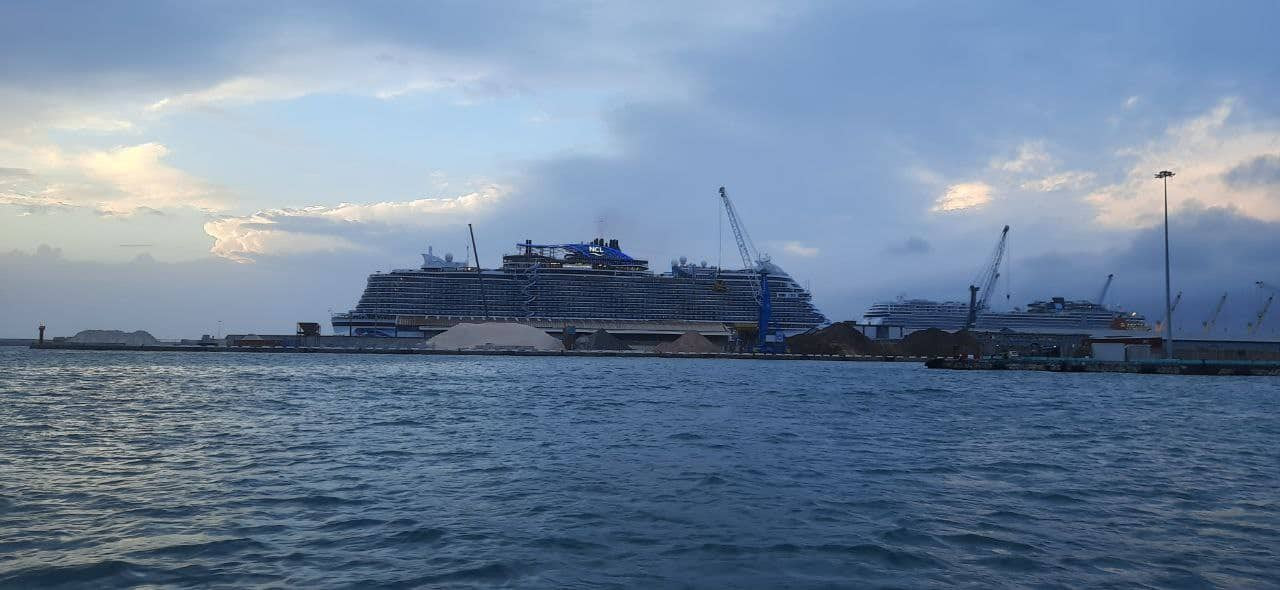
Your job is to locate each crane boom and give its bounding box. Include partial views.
[1250,281,1279,335]
[1096,274,1115,305]
[717,186,761,275]
[964,225,1010,331]
[974,225,1010,311]
[1203,292,1228,334]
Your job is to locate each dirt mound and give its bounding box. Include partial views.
[655,331,720,353]
[68,330,158,346]
[575,329,631,351]
[786,322,876,355]
[899,328,978,357]
[427,323,563,351]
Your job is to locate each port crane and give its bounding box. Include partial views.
[1203,292,1228,335]
[1155,290,1183,335]
[1085,274,1116,328]
[718,186,782,352]
[1248,281,1278,336]
[964,225,1010,331]
[1096,274,1115,305]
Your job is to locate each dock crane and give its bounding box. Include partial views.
[718,186,782,352]
[1248,281,1278,335]
[1203,291,1223,332]
[964,225,1010,331]
[1085,274,1117,328]
[1096,274,1115,305]
[1155,290,1183,334]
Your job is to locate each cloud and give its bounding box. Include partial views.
[932,182,993,212]
[1124,95,1140,109]
[992,142,1050,173]
[1223,154,1280,188]
[886,236,932,255]
[203,184,506,262]
[0,141,228,216]
[1086,98,1280,226]
[1020,170,1097,192]
[779,240,819,257]
[77,143,227,214]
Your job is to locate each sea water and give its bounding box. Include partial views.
[1,347,1276,588]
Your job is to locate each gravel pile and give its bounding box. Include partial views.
[575,329,631,351]
[68,330,159,346]
[654,331,721,353]
[898,328,979,357]
[786,322,876,355]
[427,323,563,351]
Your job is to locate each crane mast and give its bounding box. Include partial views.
[1203,292,1228,335]
[965,225,1010,331]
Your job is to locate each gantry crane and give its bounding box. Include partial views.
[1203,292,1228,335]
[718,186,782,352]
[964,225,1010,331]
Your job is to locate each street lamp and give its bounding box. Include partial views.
[1155,170,1175,359]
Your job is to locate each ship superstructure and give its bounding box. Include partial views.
[333,238,827,337]
[863,297,1148,332]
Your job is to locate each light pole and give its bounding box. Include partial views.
[1155,170,1175,359]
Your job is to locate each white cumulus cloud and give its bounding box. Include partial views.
[203,184,507,262]
[932,182,993,212]
[1086,98,1280,226]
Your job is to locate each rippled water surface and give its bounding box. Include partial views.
[1,347,1277,588]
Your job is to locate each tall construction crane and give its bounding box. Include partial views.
[1203,292,1228,335]
[965,225,1010,331]
[1249,281,1278,335]
[717,186,782,352]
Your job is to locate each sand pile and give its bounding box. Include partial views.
[655,331,720,353]
[575,329,631,351]
[427,323,563,351]
[68,330,158,346]
[786,322,876,355]
[899,328,978,357]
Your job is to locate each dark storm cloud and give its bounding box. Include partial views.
[1223,154,1280,188]
[1011,206,1280,335]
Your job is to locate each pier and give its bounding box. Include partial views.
[925,356,1280,376]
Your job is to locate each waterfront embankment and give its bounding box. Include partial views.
[29,341,926,362]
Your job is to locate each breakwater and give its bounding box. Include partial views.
[926,356,1280,376]
[29,341,926,362]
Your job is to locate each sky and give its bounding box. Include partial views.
[3,1,1280,339]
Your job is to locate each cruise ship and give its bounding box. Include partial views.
[863,297,1149,333]
[333,238,827,337]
